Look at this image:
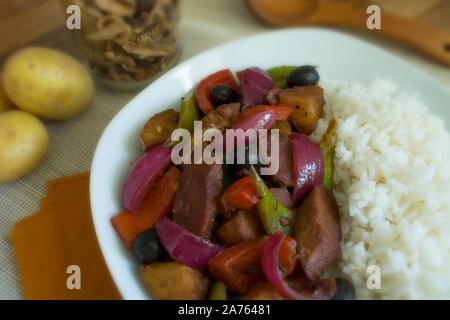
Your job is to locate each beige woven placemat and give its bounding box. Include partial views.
[0,0,266,300]
[0,0,449,299]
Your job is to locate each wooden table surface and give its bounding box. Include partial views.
[0,0,449,64]
[0,0,79,62]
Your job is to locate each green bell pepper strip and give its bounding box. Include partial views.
[165,94,200,147]
[209,281,228,300]
[250,166,295,236]
[266,66,297,89]
[179,94,201,132]
[319,118,337,191]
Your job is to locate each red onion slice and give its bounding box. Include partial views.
[262,231,336,300]
[232,109,276,133]
[241,67,274,108]
[122,145,172,213]
[261,231,306,300]
[156,217,224,270]
[290,133,324,205]
[225,110,275,151]
[261,231,337,300]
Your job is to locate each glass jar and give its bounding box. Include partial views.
[73,0,180,87]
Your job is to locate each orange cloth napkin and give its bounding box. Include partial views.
[10,173,122,300]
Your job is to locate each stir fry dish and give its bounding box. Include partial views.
[111,65,356,300]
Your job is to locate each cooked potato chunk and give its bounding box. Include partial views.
[215,102,241,124]
[140,109,179,152]
[279,86,325,135]
[201,110,229,131]
[141,262,210,300]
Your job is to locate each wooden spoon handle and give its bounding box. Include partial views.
[308,3,450,67]
[246,0,450,67]
[378,14,450,67]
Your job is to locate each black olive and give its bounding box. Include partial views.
[230,142,261,179]
[210,84,239,107]
[286,65,320,87]
[332,278,356,300]
[133,228,165,264]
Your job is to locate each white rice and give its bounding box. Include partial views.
[311,78,450,299]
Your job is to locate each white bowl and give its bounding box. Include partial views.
[90,28,450,300]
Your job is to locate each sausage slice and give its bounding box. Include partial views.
[295,185,341,280]
[266,134,294,187]
[216,210,265,245]
[172,164,223,238]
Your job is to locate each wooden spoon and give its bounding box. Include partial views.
[246,0,450,67]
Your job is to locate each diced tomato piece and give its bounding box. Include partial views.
[221,176,258,211]
[236,105,292,123]
[111,167,181,247]
[195,69,239,115]
[279,235,297,276]
[208,237,268,293]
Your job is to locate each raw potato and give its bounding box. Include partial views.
[0,110,49,183]
[0,74,14,113]
[141,262,210,300]
[2,47,94,120]
[140,109,179,152]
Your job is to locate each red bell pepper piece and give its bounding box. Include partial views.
[208,235,296,293]
[195,69,239,115]
[208,236,268,293]
[111,167,181,247]
[279,235,297,276]
[236,105,292,123]
[220,176,258,211]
